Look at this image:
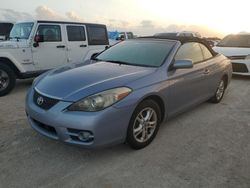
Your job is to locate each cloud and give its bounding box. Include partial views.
[35,6,84,22]
[140,20,154,28]
[0,8,32,22]
[35,6,64,20]
[0,7,222,37]
[66,11,84,22]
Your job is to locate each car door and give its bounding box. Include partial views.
[32,24,67,70]
[66,24,88,63]
[199,43,222,96]
[167,42,209,116]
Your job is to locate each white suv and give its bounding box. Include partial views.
[0,20,109,96]
[213,33,250,76]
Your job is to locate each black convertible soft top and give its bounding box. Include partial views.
[138,36,218,56]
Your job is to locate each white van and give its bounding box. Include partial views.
[0,20,109,96]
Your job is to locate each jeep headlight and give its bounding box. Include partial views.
[68,87,132,112]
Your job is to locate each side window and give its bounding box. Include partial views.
[67,26,86,41]
[37,25,61,42]
[87,25,108,45]
[0,23,13,36]
[199,44,213,60]
[175,42,204,64]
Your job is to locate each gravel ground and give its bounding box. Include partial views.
[0,76,250,188]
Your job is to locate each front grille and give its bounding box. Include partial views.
[33,119,57,136]
[33,90,59,110]
[232,63,249,73]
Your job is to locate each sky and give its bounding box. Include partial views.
[1,0,250,38]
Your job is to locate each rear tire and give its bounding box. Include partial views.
[0,64,16,96]
[126,99,161,150]
[209,77,226,103]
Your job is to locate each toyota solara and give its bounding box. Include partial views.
[26,37,232,149]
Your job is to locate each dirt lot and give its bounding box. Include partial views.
[0,76,250,188]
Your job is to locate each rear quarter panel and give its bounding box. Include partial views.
[212,54,232,89]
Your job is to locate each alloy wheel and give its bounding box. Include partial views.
[216,80,225,101]
[133,107,158,143]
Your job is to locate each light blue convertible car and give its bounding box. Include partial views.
[26,36,232,149]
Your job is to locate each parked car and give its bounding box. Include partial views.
[108,31,134,46]
[205,37,221,47]
[0,22,14,41]
[26,36,232,149]
[118,32,134,40]
[154,31,202,38]
[0,20,109,96]
[213,33,250,75]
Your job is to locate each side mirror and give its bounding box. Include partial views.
[173,59,193,69]
[116,35,125,41]
[33,35,44,47]
[116,36,123,41]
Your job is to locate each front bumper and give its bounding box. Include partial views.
[25,88,135,148]
[231,60,250,75]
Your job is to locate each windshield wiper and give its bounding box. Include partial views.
[9,37,21,41]
[93,59,157,67]
[105,60,132,66]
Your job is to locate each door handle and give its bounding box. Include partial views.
[204,69,210,74]
[56,45,66,48]
[80,44,87,48]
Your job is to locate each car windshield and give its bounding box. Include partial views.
[9,22,34,40]
[96,40,175,67]
[217,35,250,48]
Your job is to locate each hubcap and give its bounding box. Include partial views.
[216,80,225,100]
[133,107,157,143]
[0,70,10,92]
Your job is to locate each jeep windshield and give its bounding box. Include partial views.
[9,22,34,40]
[95,40,175,67]
[217,34,250,48]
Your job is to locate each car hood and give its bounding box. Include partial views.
[213,46,250,57]
[35,61,156,101]
[0,39,30,49]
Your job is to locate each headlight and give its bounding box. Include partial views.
[68,87,132,112]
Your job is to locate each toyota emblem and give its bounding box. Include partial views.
[37,96,44,106]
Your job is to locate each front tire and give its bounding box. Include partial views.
[0,64,16,96]
[209,77,226,103]
[126,100,161,150]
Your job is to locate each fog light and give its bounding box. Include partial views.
[78,131,93,141]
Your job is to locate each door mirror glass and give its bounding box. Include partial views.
[173,59,193,69]
[34,34,44,43]
[33,35,44,47]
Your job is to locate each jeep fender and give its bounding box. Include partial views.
[83,47,107,62]
[0,51,26,73]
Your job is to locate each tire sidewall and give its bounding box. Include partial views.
[126,99,161,149]
[0,64,16,96]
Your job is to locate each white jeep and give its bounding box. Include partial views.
[0,20,109,96]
